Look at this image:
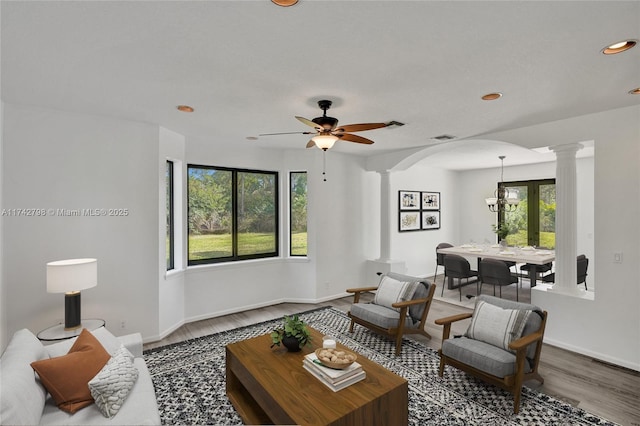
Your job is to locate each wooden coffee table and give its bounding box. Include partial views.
[226,326,408,425]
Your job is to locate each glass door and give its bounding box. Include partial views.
[500,179,555,248]
[538,182,556,249]
[503,185,527,247]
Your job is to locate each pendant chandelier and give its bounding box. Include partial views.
[485,156,520,212]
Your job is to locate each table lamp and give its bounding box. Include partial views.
[46,258,97,330]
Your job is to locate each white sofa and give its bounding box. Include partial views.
[1,327,161,425]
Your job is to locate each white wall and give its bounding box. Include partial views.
[386,164,460,278]
[181,137,371,323]
[2,104,160,339]
[0,101,6,349]
[482,105,640,371]
[312,152,371,297]
[158,127,186,338]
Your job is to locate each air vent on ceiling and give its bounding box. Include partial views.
[387,120,405,127]
[432,134,456,141]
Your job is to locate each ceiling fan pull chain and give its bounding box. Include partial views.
[323,150,327,182]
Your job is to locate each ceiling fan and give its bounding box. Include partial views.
[259,100,399,151]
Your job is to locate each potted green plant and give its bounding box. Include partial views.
[492,223,510,245]
[270,314,312,352]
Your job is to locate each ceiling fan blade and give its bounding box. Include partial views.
[296,116,323,130]
[306,140,316,148]
[259,131,314,136]
[335,122,389,133]
[337,133,374,145]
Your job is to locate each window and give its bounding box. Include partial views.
[499,179,556,248]
[166,161,174,270]
[290,172,308,256]
[187,165,278,264]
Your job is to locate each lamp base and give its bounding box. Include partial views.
[64,291,82,330]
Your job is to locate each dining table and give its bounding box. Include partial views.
[436,244,555,288]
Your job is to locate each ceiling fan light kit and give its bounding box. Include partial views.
[311,134,338,151]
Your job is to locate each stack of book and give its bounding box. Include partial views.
[303,352,366,392]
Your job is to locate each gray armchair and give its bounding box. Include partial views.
[435,295,547,413]
[347,272,435,355]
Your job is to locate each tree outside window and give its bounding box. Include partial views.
[290,172,307,256]
[188,165,278,264]
[500,179,555,248]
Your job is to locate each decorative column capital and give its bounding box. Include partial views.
[550,142,583,156]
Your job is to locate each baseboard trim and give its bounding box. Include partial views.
[544,337,640,373]
[147,293,352,344]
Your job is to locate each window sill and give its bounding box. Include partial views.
[164,268,186,279]
[185,255,311,274]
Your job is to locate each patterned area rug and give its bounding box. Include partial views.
[144,307,617,425]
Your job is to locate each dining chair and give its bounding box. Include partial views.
[479,258,520,301]
[435,242,453,296]
[541,254,589,290]
[519,262,552,287]
[443,254,478,301]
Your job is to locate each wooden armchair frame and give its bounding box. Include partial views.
[435,309,547,413]
[346,282,436,356]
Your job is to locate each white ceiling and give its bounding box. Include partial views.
[1,1,637,169]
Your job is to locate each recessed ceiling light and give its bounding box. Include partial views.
[602,40,637,55]
[246,136,258,140]
[482,93,502,101]
[629,88,640,95]
[271,0,298,6]
[177,105,194,113]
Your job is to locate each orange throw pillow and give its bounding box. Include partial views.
[31,328,110,413]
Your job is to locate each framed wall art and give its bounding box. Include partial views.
[421,192,440,210]
[422,211,440,230]
[398,190,441,232]
[399,211,421,232]
[399,191,420,210]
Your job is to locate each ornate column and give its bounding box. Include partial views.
[549,143,583,294]
[379,170,392,262]
[367,170,405,278]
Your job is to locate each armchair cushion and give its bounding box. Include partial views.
[373,274,419,312]
[465,300,532,352]
[442,337,532,378]
[474,295,544,360]
[382,272,432,322]
[350,303,415,329]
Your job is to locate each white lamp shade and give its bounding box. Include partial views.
[485,197,498,206]
[311,134,338,150]
[47,258,97,293]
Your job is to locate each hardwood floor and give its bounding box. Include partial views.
[144,295,640,425]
